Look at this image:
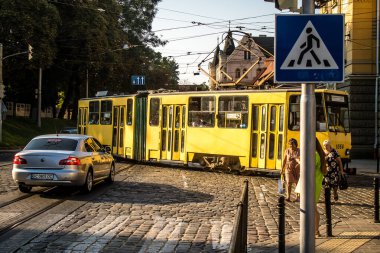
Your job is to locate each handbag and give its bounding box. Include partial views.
[278,178,285,194]
[339,174,348,190]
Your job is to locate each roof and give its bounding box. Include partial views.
[211,45,220,66]
[253,57,274,87]
[223,31,235,56]
[252,36,274,57]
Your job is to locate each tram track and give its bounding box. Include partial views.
[0,163,136,244]
[0,163,12,168]
[0,187,54,209]
[0,198,66,237]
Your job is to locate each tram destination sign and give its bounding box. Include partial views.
[275,14,344,83]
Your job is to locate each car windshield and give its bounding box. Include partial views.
[24,138,78,151]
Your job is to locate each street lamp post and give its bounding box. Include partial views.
[0,44,4,143]
[38,68,42,128]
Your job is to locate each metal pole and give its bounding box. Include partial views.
[324,187,333,236]
[300,1,315,252]
[375,178,379,223]
[38,67,42,128]
[0,43,3,143]
[375,0,380,174]
[278,196,285,253]
[242,180,248,252]
[86,68,89,98]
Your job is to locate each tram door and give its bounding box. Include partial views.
[250,104,284,170]
[160,105,185,161]
[78,107,87,135]
[112,106,125,156]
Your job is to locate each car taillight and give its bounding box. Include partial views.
[13,156,27,165]
[59,156,81,165]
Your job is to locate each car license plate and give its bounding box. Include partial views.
[31,173,54,180]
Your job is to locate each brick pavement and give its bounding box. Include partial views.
[0,164,18,194]
[251,173,380,253]
[0,162,378,252]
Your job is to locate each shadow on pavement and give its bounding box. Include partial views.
[39,180,214,205]
[98,181,215,205]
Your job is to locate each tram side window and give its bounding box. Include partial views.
[89,101,99,125]
[149,98,160,126]
[315,93,326,131]
[218,96,248,128]
[288,95,301,131]
[188,96,215,127]
[127,99,133,125]
[100,100,112,125]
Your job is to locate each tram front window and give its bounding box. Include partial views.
[325,94,349,133]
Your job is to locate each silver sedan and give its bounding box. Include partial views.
[12,134,115,193]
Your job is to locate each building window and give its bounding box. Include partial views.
[244,51,251,60]
[235,68,241,78]
[243,68,248,79]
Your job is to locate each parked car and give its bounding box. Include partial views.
[60,127,78,134]
[12,134,115,193]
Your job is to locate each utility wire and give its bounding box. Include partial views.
[166,32,222,42]
[158,7,225,21]
[154,13,280,33]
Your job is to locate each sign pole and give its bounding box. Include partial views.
[300,0,315,252]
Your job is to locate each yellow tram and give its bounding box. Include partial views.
[78,89,351,172]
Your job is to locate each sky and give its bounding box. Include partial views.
[151,0,284,85]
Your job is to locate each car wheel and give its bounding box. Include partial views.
[106,164,115,184]
[82,170,93,193]
[19,184,32,193]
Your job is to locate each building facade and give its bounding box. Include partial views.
[207,32,274,90]
[322,0,378,158]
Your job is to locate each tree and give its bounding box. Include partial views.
[1,0,179,121]
[0,0,60,106]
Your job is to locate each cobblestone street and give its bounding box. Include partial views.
[0,161,378,252]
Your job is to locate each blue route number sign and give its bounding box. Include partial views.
[275,14,344,83]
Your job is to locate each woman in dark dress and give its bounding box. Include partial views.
[323,140,345,201]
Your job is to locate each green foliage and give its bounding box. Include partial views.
[0,0,179,121]
[0,117,76,148]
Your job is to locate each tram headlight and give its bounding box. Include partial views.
[345,149,350,156]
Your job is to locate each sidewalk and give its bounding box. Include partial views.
[350,159,380,174]
[281,159,380,253]
[282,219,380,252]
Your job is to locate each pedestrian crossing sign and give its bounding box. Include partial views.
[275,14,344,83]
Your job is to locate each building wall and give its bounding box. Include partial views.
[209,35,269,87]
[339,78,377,158]
[322,0,378,158]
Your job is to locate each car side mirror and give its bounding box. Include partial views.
[105,146,111,153]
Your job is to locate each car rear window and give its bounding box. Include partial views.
[24,138,78,151]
